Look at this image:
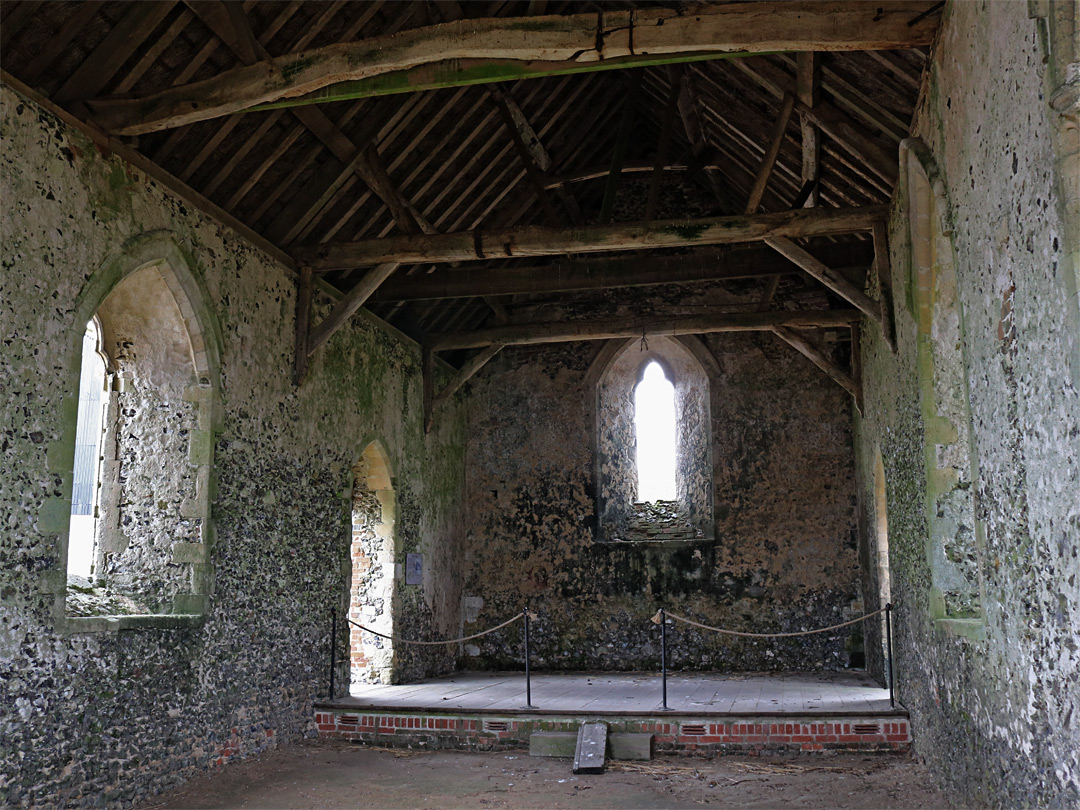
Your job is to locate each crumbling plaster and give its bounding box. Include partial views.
[854,2,1080,807]
[0,86,467,807]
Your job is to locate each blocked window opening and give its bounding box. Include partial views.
[903,140,982,622]
[349,442,397,686]
[635,361,677,503]
[64,258,216,619]
[594,337,712,542]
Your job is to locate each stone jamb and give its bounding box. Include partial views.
[46,232,223,633]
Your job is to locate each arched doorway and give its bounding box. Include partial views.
[348,442,397,686]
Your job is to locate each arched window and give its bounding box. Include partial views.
[67,318,107,581]
[634,361,676,503]
[592,336,713,542]
[61,241,220,623]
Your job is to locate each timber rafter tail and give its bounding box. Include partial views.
[85,2,940,135]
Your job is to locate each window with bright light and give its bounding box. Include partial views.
[68,319,107,581]
[593,336,713,542]
[634,361,676,502]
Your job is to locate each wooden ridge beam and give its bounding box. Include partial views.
[430,309,861,351]
[295,204,886,270]
[369,242,875,301]
[87,2,941,135]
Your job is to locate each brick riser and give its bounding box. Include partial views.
[315,711,910,754]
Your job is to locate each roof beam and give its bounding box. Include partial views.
[295,204,886,270]
[369,242,875,301]
[429,309,862,351]
[87,2,941,135]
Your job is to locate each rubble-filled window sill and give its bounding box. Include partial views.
[59,614,205,634]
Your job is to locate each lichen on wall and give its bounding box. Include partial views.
[0,86,467,807]
[853,3,1080,806]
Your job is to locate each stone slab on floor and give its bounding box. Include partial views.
[574,722,608,774]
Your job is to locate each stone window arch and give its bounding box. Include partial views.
[54,235,221,627]
[589,336,713,542]
[901,138,983,629]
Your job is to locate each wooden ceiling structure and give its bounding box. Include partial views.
[0,1,942,419]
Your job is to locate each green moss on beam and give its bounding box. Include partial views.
[247,51,779,112]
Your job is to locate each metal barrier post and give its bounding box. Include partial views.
[330,607,337,699]
[523,606,534,708]
[885,603,894,708]
[660,608,669,711]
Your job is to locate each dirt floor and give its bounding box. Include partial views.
[140,738,954,809]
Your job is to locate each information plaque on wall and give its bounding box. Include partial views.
[405,553,422,585]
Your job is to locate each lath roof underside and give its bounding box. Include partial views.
[1,0,934,347]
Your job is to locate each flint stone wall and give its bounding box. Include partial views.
[0,87,467,808]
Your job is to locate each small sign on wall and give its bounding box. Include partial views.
[405,553,423,585]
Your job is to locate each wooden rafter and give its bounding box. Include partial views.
[599,70,642,224]
[86,2,941,135]
[429,309,861,351]
[296,205,886,270]
[184,0,422,237]
[54,2,177,104]
[645,70,683,221]
[731,56,898,188]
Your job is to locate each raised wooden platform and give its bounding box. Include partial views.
[315,671,909,755]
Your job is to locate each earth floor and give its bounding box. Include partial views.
[139,737,958,810]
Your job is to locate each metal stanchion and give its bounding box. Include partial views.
[885,603,895,708]
[329,607,337,699]
[523,606,534,708]
[660,608,669,711]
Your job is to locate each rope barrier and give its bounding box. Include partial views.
[654,607,887,639]
[346,611,524,647]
